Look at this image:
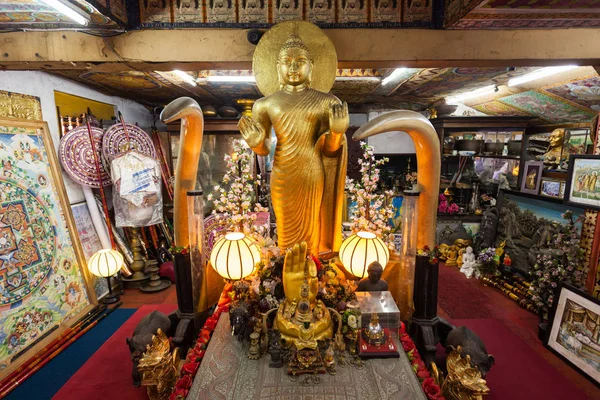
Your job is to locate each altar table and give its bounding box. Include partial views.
[188,313,427,400]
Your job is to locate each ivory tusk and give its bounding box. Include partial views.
[353,111,440,249]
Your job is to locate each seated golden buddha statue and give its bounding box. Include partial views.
[238,23,348,255]
[275,243,333,350]
[445,245,459,267]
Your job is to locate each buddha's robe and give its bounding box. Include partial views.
[269,89,347,254]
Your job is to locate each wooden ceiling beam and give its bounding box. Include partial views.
[2,29,600,70]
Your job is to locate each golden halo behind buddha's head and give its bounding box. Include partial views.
[253,21,337,97]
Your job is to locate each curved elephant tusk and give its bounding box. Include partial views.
[160,97,204,248]
[353,111,440,249]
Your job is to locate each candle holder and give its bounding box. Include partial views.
[140,259,171,292]
[121,227,150,288]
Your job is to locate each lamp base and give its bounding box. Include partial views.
[121,274,150,289]
[140,278,171,293]
[102,293,120,304]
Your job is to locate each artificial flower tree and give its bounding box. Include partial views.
[208,139,267,236]
[345,142,396,249]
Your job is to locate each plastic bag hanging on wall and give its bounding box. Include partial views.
[111,151,163,227]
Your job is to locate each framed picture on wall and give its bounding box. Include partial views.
[539,179,565,199]
[520,160,543,195]
[564,155,600,210]
[71,202,108,299]
[545,284,600,387]
[0,118,96,379]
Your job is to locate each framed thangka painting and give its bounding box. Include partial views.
[0,118,95,379]
[546,284,600,386]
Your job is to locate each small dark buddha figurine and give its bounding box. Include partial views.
[357,261,389,292]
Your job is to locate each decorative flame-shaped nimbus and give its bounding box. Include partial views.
[353,111,440,249]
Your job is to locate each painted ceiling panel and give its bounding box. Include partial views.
[448,0,600,28]
[472,100,533,117]
[50,67,600,127]
[542,75,600,112]
[498,90,597,123]
[387,67,537,106]
[0,0,123,30]
[482,0,600,8]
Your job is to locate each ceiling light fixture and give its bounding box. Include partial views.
[445,85,497,104]
[335,77,381,82]
[381,68,408,86]
[205,76,256,83]
[40,0,89,26]
[172,70,197,86]
[507,66,578,87]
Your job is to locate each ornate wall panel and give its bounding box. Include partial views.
[136,0,434,27]
[0,92,43,121]
[306,0,335,24]
[336,0,368,22]
[371,0,402,23]
[239,0,269,23]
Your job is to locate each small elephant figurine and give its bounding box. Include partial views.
[443,326,495,377]
[126,311,171,387]
[229,301,252,341]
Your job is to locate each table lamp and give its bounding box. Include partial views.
[88,249,124,304]
[210,232,260,281]
[339,231,389,278]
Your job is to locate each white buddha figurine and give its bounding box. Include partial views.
[459,246,479,279]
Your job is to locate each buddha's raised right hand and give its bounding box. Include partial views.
[238,116,265,149]
[282,242,318,306]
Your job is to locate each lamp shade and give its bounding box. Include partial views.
[339,231,389,278]
[210,232,260,280]
[88,249,124,278]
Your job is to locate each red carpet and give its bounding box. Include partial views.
[53,304,177,400]
[452,319,593,400]
[438,264,492,319]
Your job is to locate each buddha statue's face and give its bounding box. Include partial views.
[549,129,565,148]
[368,267,382,283]
[278,47,312,88]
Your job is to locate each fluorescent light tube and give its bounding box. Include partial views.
[335,77,381,82]
[382,68,408,86]
[40,0,89,26]
[508,66,578,87]
[446,85,497,104]
[206,76,256,83]
[172,70,197,86]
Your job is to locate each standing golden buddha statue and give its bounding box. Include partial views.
[239,22,348,255]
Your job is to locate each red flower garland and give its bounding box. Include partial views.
[399,321,445,400]
[168,290,231,400]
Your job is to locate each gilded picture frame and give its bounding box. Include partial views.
[545,283,600,387]
[0,117,96,379]
[520,160,543,195]
[539,178,565,199]
[564,155,600,211]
